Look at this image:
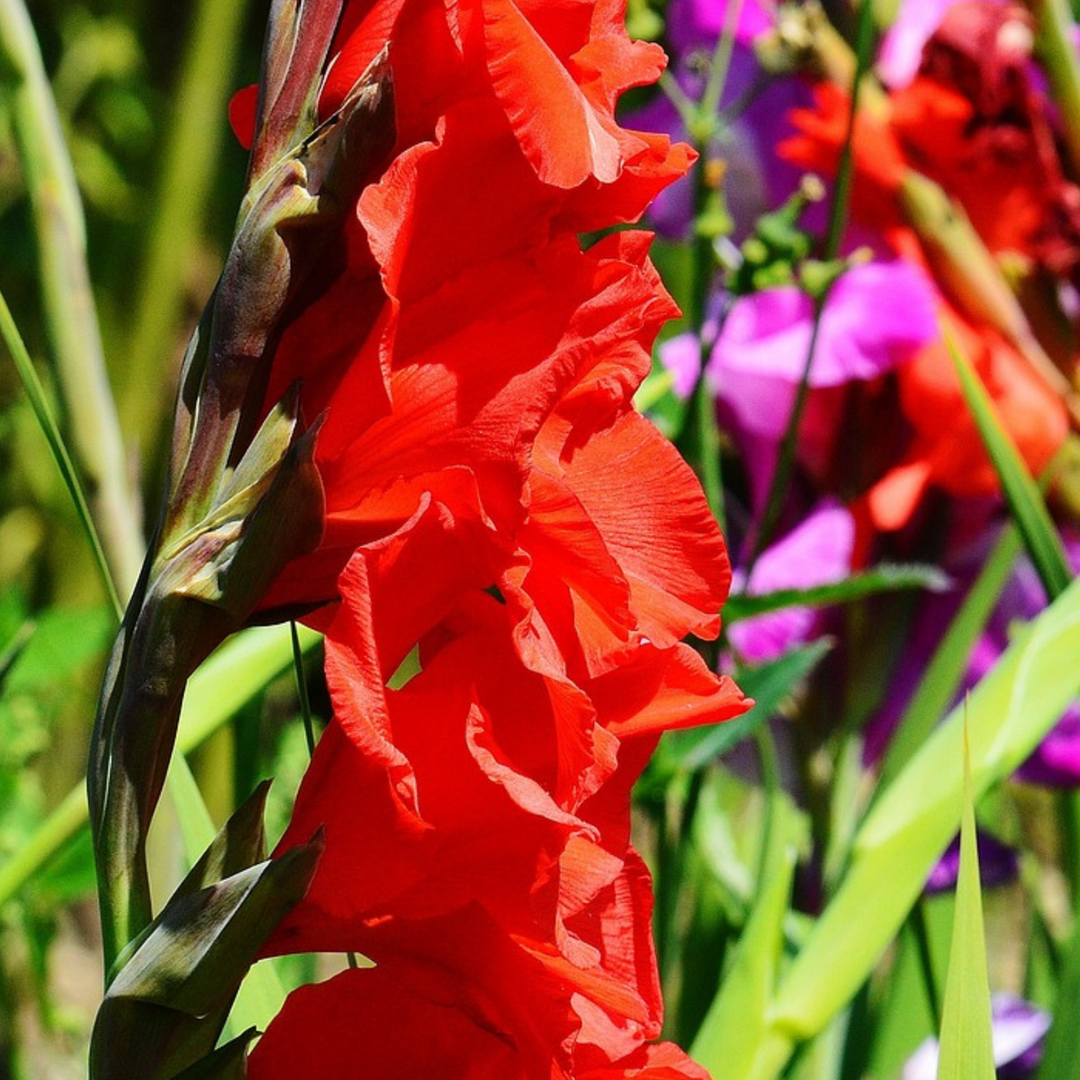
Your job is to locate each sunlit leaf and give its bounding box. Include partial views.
[935,723,995,1080]
[947,331,1071,601]
[723,564,950,622]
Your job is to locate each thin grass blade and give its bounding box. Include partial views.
[947,330,1071,600]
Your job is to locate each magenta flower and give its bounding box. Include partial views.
[665,0,772,55]
[727,500,855,663]
[701,259,938,507]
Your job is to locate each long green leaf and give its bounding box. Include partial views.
[691,840,796,1079]
[948,331,1071,600]
[724,564,949,622]
[741,572,1080,1080]
[0,286,122,618]
[1037,908,1080,1079]
[935,722,995,1080]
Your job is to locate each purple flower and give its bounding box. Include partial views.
[625,0,810,240]
[1015,708,1080,785]
[707,259,938,507]
[903,994,1049,1080]
[666,0,773,55]
[658,328,706,400]
[727,500,855,663]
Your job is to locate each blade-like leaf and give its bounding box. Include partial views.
[723,564,950,622]
[0,287,121,617]
[742,571,1080,1080]
[1036,910,1080,1080]
[935,722,995,1080]
[691,830,796,1079]
[947,331,1071,600]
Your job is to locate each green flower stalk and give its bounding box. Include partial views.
[88,0,396,975]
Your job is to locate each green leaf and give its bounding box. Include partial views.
[935,723,995,1080]
[1036,911,1080,1080]
[947,331,1071,601]
[691,816,797,1079]
[723,564,950,622]
[91,807,320,1080]
[741,571,1080,1080]
[665,639,832,771]
[0,287,122,618]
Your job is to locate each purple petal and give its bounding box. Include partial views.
[727,500,854,663]
[666,0,774,55]
[658,331,704,400]
[1015,707,1080,786]
[710,260,938,389]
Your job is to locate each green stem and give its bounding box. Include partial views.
[699,0,744,123]
[122,0,252,454]
[1033,0,1080,180]
[744,0,876,572]
[0,288,123,620]
[0,0,144,599]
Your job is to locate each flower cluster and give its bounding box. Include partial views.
[630,0,1080,680]
[221,0,749,1075]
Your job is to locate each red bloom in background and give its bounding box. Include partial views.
[867,303,1068,530]
[777,25,1073,531]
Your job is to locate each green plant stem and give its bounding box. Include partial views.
[744,0,876,572]
[0,288,123,619]
[0,0,144,599]
[122,0,252,454]
[698,0,744,125]
[1032,0,1080,179]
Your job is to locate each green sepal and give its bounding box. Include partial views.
[90,809,320,1080]
[171,1032,257,1080]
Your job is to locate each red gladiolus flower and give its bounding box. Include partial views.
[226,0,697,619]
[866,302,1068,531]
[215,0,747,1075]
